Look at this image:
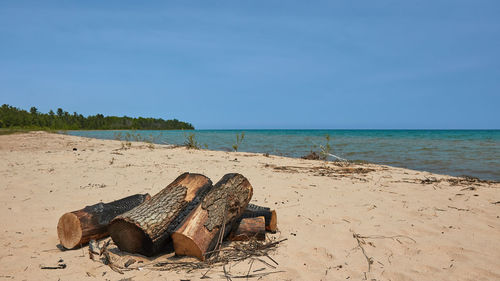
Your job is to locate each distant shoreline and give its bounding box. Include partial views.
[66,129,500,181]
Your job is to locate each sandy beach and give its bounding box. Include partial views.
[0,131,499,281]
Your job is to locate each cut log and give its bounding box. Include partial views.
[57,193,151,249]
[172,173,253,261]
[108,173,213,256]
[242,204,278,233]
[229,216,266,241]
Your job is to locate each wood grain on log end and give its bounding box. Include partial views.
[170,230,204,260]
[268,210,277,233]
[229,216,266,241]
[57,213,83,249]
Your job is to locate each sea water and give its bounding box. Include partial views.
[67,130,500,181]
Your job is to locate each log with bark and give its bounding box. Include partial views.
[171,173,253,261]
[229,216,266,241]
[57,193,151,249]
[108,173,213,256]
[242,203,278,233]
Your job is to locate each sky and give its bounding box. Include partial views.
[1,1,499,129]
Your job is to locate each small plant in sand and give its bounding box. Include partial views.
[120,141,132,150]
[232,132,245,152]
[319,134,331,160]
[303,134,335,160]
[184,133,201,149]
[315,134,347,162]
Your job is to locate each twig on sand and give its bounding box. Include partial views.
[246,259,254,280]
[354,234,416,244]
[352,233,373,272]
[447,206,470,212]
[351,232,416,272]
[201,268,211,279]
[223,270,285,279]
[40,258,67,270]
[40,264,66,270]
[223,265,232,281]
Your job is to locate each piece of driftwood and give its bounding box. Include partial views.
[242,204,277,233]
[171,173,253,261]
[229,216,266,241]
[57,193,151,249]
[108,173,212,256]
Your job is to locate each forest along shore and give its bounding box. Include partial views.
[0,131,499,281]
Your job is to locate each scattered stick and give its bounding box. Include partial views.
[40,259,66,270]
[223,271,285,279]
[351,232,416,272]
[223,265,232,281]
[355,234,416,243]
[40,264,66,270]
[448,206,470,212]
[254,257,276,269]
[352,233,373,272]
[200,268,211,279]
[246,259,254,280]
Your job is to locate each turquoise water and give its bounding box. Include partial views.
[67,130,500,181]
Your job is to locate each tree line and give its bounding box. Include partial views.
[0,104,194,130]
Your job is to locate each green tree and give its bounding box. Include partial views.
[0,104,195,130]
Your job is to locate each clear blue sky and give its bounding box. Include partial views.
[1,1,499,129]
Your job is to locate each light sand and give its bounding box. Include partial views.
[0,131,499,280]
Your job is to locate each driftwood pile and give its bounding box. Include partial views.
[57,173,277,262]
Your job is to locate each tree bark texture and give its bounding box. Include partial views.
[171,173,253,261]
[108,173,212,256]
[57,193,151,249]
